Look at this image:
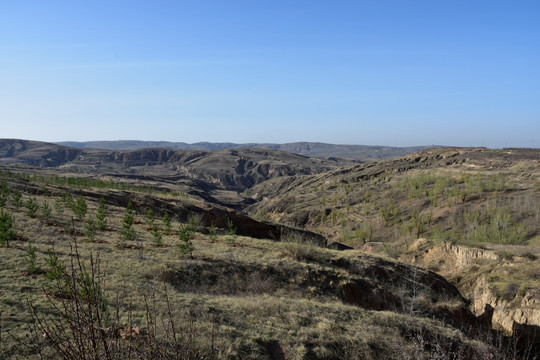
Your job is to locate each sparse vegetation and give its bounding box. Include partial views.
[0,146,538,359]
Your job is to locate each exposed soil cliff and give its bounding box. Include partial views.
[405,241,540,338]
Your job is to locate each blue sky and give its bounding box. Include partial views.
[1,1,539,147]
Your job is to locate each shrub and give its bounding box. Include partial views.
[363,190,372,203]
[330,208,340,226]
[280,233,322,262]
[430,225,451,244]
[30,243,111,359]
[354,223,373,244]
[188,213,204,232]
[380,200,401,227]
[411,210,431,238]
[30,240,211,359]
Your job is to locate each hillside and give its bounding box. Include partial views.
[244,147,540,339]
[0,140,538,358]
[0,139,82,167]
[0,165,531,359]
[0,139,351,208]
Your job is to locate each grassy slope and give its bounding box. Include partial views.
[243,147,540,336]
[0,170,501,359]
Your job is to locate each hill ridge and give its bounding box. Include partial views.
[56,140,437,161]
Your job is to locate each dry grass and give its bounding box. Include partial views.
[0,171,535,359]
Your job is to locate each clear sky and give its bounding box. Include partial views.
[1,1,539,147]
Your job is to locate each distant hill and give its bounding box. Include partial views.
[0,139,353,193]
[56,140,437,161]
[0,138,82,167]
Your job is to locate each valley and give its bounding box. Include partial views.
[0,139,538,359]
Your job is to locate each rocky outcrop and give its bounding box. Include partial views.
[472,277,540,332]
[444,242,500,268]
[418,241,500,270]
[411,241,540,340]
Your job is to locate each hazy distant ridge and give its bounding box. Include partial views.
[56,141,436,161]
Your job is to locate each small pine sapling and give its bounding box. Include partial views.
[177,224,194,257]
[96,197,108,230]
[85,217,97,241]
[188,213,203,232]
[209,222,218,242]
[73,196,88,221]
[225,218,237,244]
[41,200,52,222]
[145,208,155,229]
[61,192,74,209]
[11,190,23,210]
[121,201,136,243]
[151,224,163,246]
[25,241,40,274]
[54,197,64,216]
[45,249,66,282]
[0,209,15,247]
[26,196,39,218]
[163,213,172,235]
[44,249,70,296]
[0,179,8,207]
